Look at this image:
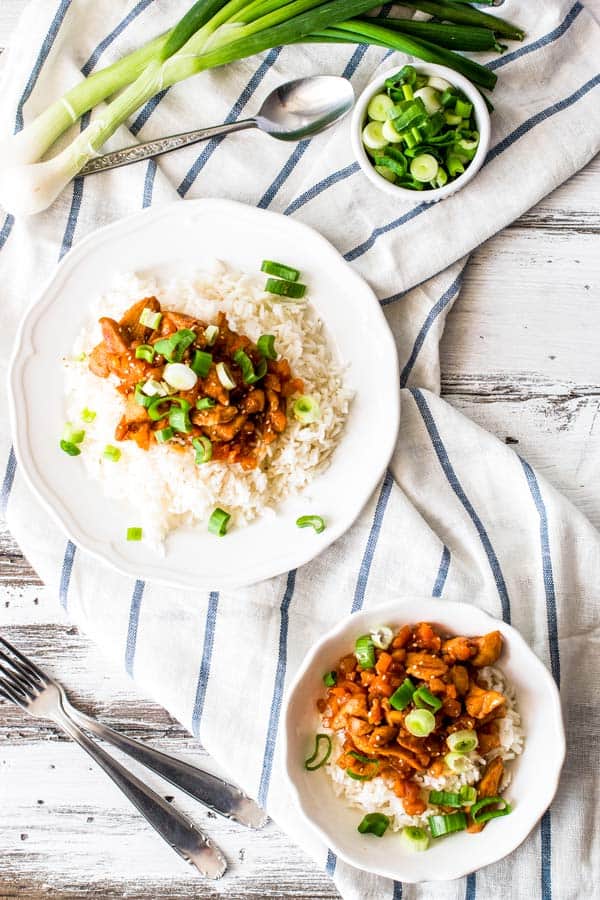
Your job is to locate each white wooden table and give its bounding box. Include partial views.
[1,3,599,897]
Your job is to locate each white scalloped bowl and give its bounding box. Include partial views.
[283,598,565,883]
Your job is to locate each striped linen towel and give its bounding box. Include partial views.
[1,1,600,897]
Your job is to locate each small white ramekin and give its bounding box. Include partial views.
[350,62,491,203]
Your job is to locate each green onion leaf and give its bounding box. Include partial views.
[400,825,429,852]
[155,426,174,443]
[323,671,337,687]
[470,796,512,824]
[447,729,478,753]
[135,344,156,363]
[62,422,85,445]
[261,260,301,281]
[234,349,267,385]
[265,277,306,300]
[296,514,326,534]
[459,785,477,805]
[413,686,443,713]
[60,439,81,457]
[191,349,213,378]
[389,677,416,711]
[405,708,436,737]
[103,444,121,462]
[354,634,376,669]
[126,527,143,541]
[371,625,394,650]
[192,435,212,464]
[81,408,96,423]
[204,325,219,346]
[304,733,332,771]
[257,334,277,359]
[196,397,217,410]
[357,813,389,837]
[154,328,196,363]
[135,383,155,408]
[208,507,231,536]
[428,811,467,838]
[147,396,174,421]
[139,308,162,330]
[293,395,321,425]
[169,405,192,434]
[429,789,463,808]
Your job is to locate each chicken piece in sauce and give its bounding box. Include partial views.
[88,299,303,468]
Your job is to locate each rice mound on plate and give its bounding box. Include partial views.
[63,261,351,548]
[325,665,524,832]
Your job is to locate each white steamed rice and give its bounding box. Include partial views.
[325,665,524,832]
[63,261,351,547]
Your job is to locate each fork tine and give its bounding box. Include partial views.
[0,661,35,696]
[0,636,48,684]
[0,647,43,689]
[0,677,28,707]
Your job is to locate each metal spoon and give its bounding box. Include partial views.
[79,75,355,177]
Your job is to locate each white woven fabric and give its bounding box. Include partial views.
[1,1,599,897]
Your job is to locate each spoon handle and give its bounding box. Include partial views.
[79,119,257,176]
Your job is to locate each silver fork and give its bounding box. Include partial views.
[0,636,226,878]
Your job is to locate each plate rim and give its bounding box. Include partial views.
[8,198,401,589]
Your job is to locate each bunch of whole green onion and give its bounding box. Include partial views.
[0,0,524,216]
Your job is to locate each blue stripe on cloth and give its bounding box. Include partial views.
[488,1,583,71]
[344,73,600,264]
[541,810,553,900]
[410,388,511,622]
[15,0,72,133]
[465,872,477,900]
[59,541,76,609]
[392,881,403,900]
[124,580,146,676]
[432,545,451,598]
[257,569,296,806]
[519,459,560,685]
[142,160,157,207]
[400,272,463,388]
[283,163,360,216]
[325,849,337,876]
[81,0,156,76]
[59,176,85,259]
[178,48,282,197]
[351,470,394,613]
[0,447,17,518]
[0,215,15,251]
[191,591,220,737]
[131,90,170,136]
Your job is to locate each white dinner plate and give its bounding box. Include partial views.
[8,199,400,589]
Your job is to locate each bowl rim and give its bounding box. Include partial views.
[350,62,491,202]
[282,598,566,883]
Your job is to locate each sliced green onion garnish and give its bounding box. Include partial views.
[60,440,81,457]
[367,92,395,122]
[410,153,439,183]
[81,408,96,423]
[208,507,231,536]
[354,634,375,669]
[191,350,213,378]
[261,260,300,282]
[428,812,467,838]
[405,708,436,737]
[62,422,85,444]
[447,729,478,753]
[304,733,332,771]
[135,383,155,408]
[293,395,321,425]
[323,671,337,687]
[371,625,394,650]
[389,677,416,711]
[413,686,443,713]
[257,334,277,359]
[126,527,143,541]
[135,344,156,363]
[265,277,306,300]
[470,796,512,824]
[400,826,429,852]
[196,397,216,410]
[155,426,174,443]
[147,396,174,421]
[296,515,326,534]
[204,325,219,346]
[139,308,162,330]
[347,766,378,781]
[445,752,473,774]
[454,98,472,118]
[103,444,121,462]
[142,379,167,397]
[216,362,236,390]
[459,785,477,805]
[357,813,389,837]
[74,352,87,362]
[163,362,198,391]
[169,405,192,434]
[154,328,196,363]
[349,751,379,764]
[429,790,462,808]
[192,435,212,464]
[233,349,267,385]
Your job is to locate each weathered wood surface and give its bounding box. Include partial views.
[1,1,599,897]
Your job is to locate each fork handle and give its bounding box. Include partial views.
[53,707,226,878]
[67,704,266,829]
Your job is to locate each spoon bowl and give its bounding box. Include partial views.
[256,75,355,141]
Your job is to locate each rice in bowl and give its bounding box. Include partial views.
[63,261,351,547]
